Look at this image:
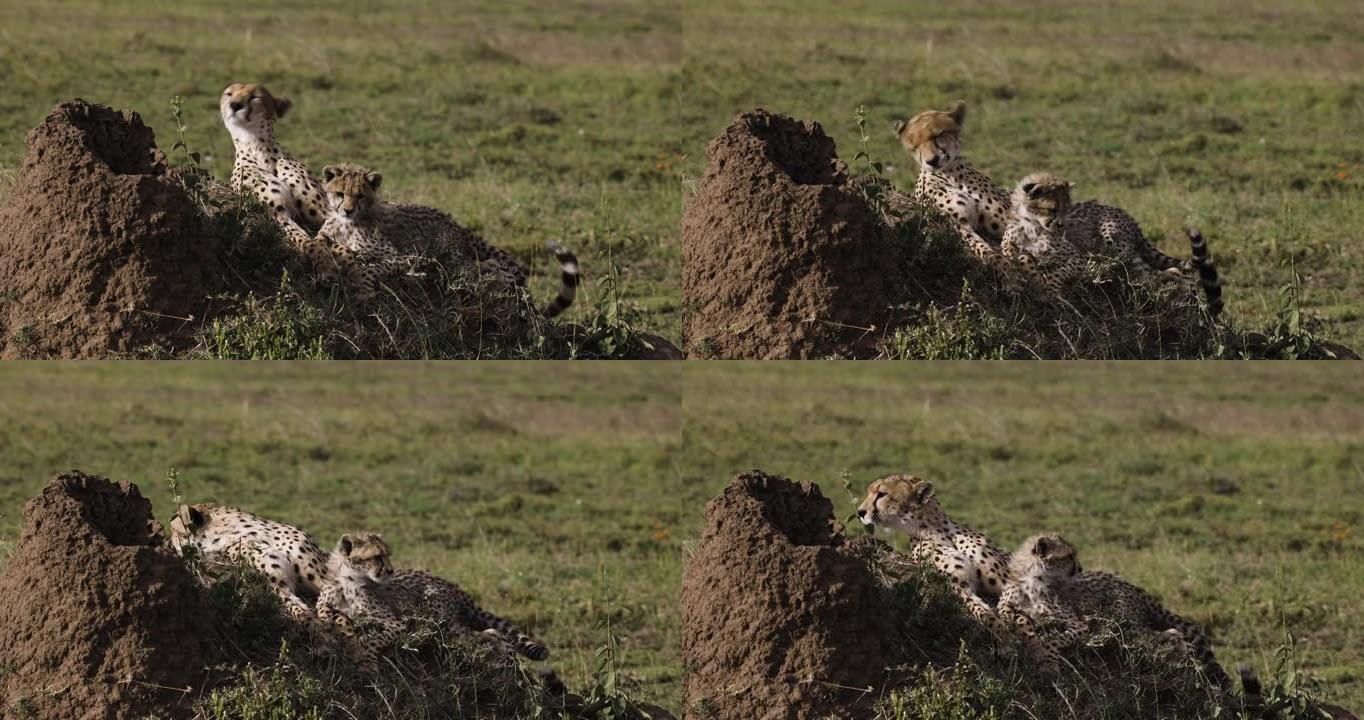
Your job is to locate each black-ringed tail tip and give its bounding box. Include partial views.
[542,240,580,318]
[1185,228,1224,319]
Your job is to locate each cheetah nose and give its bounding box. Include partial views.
[229,101,243,112]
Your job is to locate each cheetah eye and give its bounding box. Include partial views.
[875,491,886,499]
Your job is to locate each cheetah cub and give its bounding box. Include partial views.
[857,474,1011,634]
[315,163,580,314]
[318,532,550,669]
[169,503,330,623]
[1000,173,1094,299]
[1000,533,1231,689]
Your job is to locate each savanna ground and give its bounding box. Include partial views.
[679,0,1364,354]
[0,363,683,712]
[680,363,1364,714]
[0,0,682,344]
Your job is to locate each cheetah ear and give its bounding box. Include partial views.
[340,534,354,555]
[1021,181,1037,195]
[322,165,339,182]
[365,172,383,190]
[912,481,935,503]
[893,119,907,136]
[948,100,967,125]
[272,96,293,119]
[177,504,201,528]
[1034,537,1050,556]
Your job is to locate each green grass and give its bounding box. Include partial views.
[0,0,681,342]
[679,364,1364,713]
[679,0,1364,353]
[0,364,683,712]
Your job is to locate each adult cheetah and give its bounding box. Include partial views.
[219,82,336,278]
[857,474,1012,635]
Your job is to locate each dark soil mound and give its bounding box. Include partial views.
[0,471,215,720]
[681,111,910,359]
[0,101,254,358]
[680,470,897,719]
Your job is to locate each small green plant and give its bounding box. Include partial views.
[563,621,655,720]
[1263,265,1322,359]
[568,249,658,359]
[853,104,885,177]
[1242,636,1333,720]
[838,469,874,536]
[169,95,202,168]
[166,467,183,507]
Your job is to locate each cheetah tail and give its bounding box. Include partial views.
[1185,228,1224,319]
[541,240,580,318]
[496,618,550,661]
[468,603,550,661]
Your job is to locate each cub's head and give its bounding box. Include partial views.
[856,474,944,536]
[168,504,208,555]
[1012,173,1072,228]
[894,101,967,172]
[220,83,292,139]
[322,164,384,221]
[1012,533,1081,581]
[334,532,394,585]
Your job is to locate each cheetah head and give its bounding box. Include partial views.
[322,164,384,221]
[220,83,292,141]
[168,504,207,555]
[1012,533,1081,581]
[895,101,966,172]
[1012,173,1072,229]
[856,474,946,537]
[334,532,394,586]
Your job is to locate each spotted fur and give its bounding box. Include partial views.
[315,163,579,315]
[1000,173,1094,298]
[858,474,1011,635]
[318,532,549,669]
[1001,533,1232,690]
[1060,201,1224,317]
[895,101,1013,273]
[169,503,330,623]
[219,83,335,278]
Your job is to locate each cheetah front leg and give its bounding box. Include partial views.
[282,216,344,282]
[957,223,1013,277]
[913,543,1009,636]
[230,543,316,623]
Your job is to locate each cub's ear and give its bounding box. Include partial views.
[948,100,966,125]
[893,119,907,135]
[912,480,935,503]
[323,165,339,182]
[340,534,354,555]
[365,172,383,190]
[272,96,293,118]
[1021,181,1037,196]
[1034,536,1050,556]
